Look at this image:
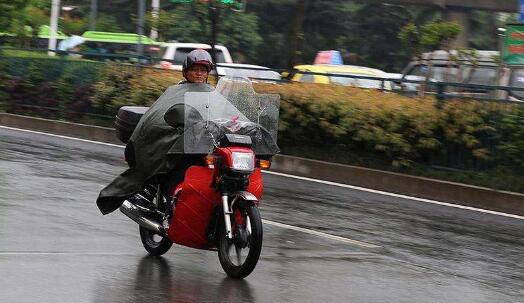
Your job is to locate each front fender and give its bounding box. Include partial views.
[231,191,259,207]
[234,191,258,201]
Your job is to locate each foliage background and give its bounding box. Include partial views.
[1,0,515,72]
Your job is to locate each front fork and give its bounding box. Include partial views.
[222,193,254,240]
[222,194,233,239]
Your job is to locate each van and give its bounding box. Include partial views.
[397,50,522,100]
[401,50,499,81]
[159,42,233,71]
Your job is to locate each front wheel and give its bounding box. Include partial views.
[218,204,263,279]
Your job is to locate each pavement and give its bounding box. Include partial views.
[0,126,523,303]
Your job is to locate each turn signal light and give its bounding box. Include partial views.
[205,155,215,166]
[259,159,271,169]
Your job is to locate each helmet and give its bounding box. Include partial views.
[182,49,214,73]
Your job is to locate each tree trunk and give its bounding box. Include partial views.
[288,0,306,70]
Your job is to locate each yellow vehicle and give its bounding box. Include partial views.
[289,64,392,90]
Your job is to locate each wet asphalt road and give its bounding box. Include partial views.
[0,126,523,303]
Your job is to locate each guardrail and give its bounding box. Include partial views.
[282,70,524,104]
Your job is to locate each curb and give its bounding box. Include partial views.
[1,112,523,216]
[0,113,121,145]
[270,155,524,216]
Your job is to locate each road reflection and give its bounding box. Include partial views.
[94,255,255,303]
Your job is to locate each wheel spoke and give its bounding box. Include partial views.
[235,246,243,265]
[246,216,252,235]
[227,243,237,265]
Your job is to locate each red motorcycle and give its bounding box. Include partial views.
[118,78,280,279]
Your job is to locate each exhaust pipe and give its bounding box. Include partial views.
[119,201,166,236]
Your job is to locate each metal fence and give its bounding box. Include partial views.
[3,47,524,103]
[283,69,524,104]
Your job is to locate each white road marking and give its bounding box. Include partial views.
[0,252,140,256]
[2,125,523,221]
[263,219,380,248]
[0,125,125,148]
[264,171,524,220]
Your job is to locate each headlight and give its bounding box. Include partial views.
[231,152,255,172]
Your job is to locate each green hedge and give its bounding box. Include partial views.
[256,83,524,191]
[1,59,523,192]
[259,83,522,167]
[0,55,106,122]
[91,63,183,113]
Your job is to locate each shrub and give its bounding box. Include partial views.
[255,82,444,167]
[495,106,524,171]
[56,62,102,116]
[91,64,183,113]
[66,85,96,122]
[90,63,137,113]
[128,68,183,106]
[2,76,60,119]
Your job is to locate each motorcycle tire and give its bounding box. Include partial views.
[139,226,173,256]
[218,204,263,279]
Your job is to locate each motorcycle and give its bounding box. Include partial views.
[116,78,280,279]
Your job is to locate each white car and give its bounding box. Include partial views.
[158,42,233,71]
[216,63,281,83]
[387,73,428,92]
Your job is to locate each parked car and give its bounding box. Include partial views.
[289,64,393,90]
[216,63,281,83]
[158,42,233,70]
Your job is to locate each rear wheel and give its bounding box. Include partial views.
[218,204,263,279]
[139,186,172,256]
[139,226,172,256]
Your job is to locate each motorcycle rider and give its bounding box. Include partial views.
[96,49,214,216]
[179,49,213,84]
[132,49,215,208]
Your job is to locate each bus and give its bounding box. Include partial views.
[77,31,162,63]
[1,25,68,47]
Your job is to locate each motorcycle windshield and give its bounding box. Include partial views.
[183,77,280,155]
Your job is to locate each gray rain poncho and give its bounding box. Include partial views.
[96,83,214,215]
